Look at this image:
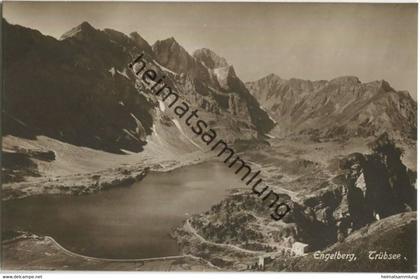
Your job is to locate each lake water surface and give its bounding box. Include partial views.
[2,161,244,259]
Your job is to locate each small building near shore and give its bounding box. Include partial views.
[292,242,309,256]
[258,256,265,270]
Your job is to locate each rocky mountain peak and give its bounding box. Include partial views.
[213,65,238,90]
[378,80,394,92]
[153,37,180,50]
[246,73,417,141]
[152,37,201,76]
[150,35,274,135]
[329,76,361,86]
[264,73,283,80]
[193,48,228,69]
[3,20,156,153]
[126,32,153,56]
[129,32,151,48]
[254,74,289,88]
[79,21,95,31]
[60,21,97,40]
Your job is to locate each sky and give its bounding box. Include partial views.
[3,2,418,99]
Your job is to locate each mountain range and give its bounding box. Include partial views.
[246,74,416,142]
[2,20,274,154]
[3,19,417,153]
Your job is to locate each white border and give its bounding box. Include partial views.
[0,1,418,278]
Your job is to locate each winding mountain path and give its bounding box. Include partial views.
[184,220,294,257]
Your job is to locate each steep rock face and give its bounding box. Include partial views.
[246,74,417,141]
[3,20,155,153]
[152,41,275,137]
[152,38,211,82]
[193,48,228,69]
[338,134,416,227]
[293,133,417,246]
[128,32,154,56]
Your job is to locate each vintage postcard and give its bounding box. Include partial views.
[1,1,417,274]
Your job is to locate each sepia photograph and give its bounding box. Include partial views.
[0,1,418,275]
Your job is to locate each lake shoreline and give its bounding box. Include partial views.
[2,159,245,263]
[1,152,216,201]
[1,231,221,271]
